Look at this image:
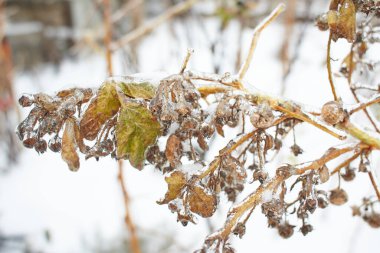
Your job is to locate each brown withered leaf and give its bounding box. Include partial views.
[116,102,161,169]
[157,171,187,204]
[328,0,356,42]
[80,83,120,140]
[165,134,183,168]
[188,186,217,218]
[61,118,80,171]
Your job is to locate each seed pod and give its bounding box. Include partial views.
[253,170,268,184]
[329,188,348,205]
[48,137,62,152]
[317,197,329,209]
[321,101,345,125]
[250,103,274,129]
[278,223,295,239]
[305,198,317,213]
[290,144,303,156]
[341,166,356,181]
[300,224,313,236]
[19,94,34,107]
[23,135,37,149]
[318,165,330,184]
[233,222,246,239]
[363,213,380,228]
[34,139,47,154]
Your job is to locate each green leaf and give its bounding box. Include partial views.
[80,83,120,140]
[116,102,161,169]
[119,81,156,99]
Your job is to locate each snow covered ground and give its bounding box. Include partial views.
[0,16,379,253]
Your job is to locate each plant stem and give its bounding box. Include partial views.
[238,3,285,81]
[368,171,380,201]
[327,32,338,101]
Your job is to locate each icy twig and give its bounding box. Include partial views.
[238,3,285,81]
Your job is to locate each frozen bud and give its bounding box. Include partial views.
[358,159,368,172]
[276,165,294,178]
[278,222,295,239]
[19,94,34,107]
[363,213,380,228]
[321,101,345,125]
[341,166,356,181]
[233,222,246,238]
[329,188,348,206]
[318,165,330,184]
[250,103,274,129]
[48,137,62,152]
[34,139,47,154]
[300,224,313,236]
[274,139,282,150]
[315,13,329,31]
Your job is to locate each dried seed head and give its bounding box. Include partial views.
[305,198,317,213]
[23,136,37,149]
[363,213,380,228]
[341,166,356,181]
[250,103,274,129]
[19,94,34,107]
[34,139,47,154]
[317,197,329,209]
[329,188,348,206]
[300,224,313,236]
[233,222,246,238]
[253,169,268,184]
[321,101,345,125]
[318,165,330,184]
[48,136,62,152]
[290,144,303,156]
[278,223,295,239]
[351,205,361,216]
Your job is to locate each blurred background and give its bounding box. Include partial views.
[0,0,379,252]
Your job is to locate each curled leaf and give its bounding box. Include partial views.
[80,83,120,140]
[188,186,217,218]
[61,118,80,171]
[116,102,161,169]
[157,171,187,204]
[118,79,157,99]
[328,0,356,42]
[165,134,183,168]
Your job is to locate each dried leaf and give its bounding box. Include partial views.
[165,134,183,168]
[80,83,120,140]
[188,186,217,218]
[157,171,187,204]
[328,0,356,42]
[116,102,161,169]
[61,118,80,171]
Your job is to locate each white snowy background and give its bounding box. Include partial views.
[1,3,380,253]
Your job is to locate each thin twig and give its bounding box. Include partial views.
[327,32,338,101]
[331,151,361,175]
[179,48,194,74]
[349,94,380,115]
[238,3,285,81]
[111,0,200,50]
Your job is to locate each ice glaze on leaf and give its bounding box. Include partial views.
[157,170,187,204]
[115,102,161,169]
[80,83,120,140]
[188,186,217,218]
[61,118,80,171]
[328,0,356,42]
[119,81,156,99]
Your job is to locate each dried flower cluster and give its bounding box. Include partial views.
[16,1,380,252]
